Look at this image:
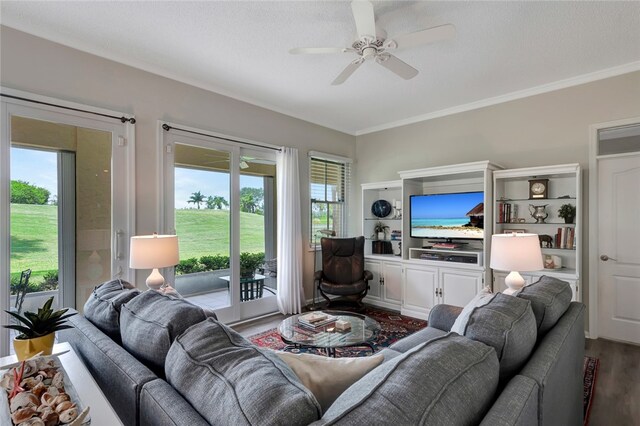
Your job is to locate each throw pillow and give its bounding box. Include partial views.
[319,333,499,425]
[119,290,216,373]
[450,286,496,334]
[275,351,384,412]
[83,278,140,342]
[165,318,321,426]
[516,275,573,336]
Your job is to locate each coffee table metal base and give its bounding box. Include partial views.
[281,341,376,357]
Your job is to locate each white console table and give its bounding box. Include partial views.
[0,342,122,425]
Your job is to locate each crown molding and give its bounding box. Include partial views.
[355,61,640,136]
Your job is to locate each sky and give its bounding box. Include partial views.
[10,147,263,208]
[10,147,58,198]
[411,192,484,219]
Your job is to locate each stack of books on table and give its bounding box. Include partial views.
[298,312,337,328]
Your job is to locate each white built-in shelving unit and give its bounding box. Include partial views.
[492,164,581,301]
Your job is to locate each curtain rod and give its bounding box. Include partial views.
[162,123,282,152]
[0,93,136,124]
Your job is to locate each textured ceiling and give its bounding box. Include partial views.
[2,1,639,135]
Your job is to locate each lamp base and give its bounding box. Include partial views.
[503,271,526,296]
[146,268,165,290]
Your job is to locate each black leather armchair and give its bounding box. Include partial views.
[315,236,372,308]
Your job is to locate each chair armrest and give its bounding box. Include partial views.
[363,270,373,281]
[428,304,463,332]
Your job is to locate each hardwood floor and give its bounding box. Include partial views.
[585,338,640,425]
[232,316,640,425]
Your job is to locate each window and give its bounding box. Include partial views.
[309,153,351,243]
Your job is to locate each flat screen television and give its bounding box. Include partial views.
[410,191,484,241]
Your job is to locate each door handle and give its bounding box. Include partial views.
[114,229,124,260]
[600,255,617,262]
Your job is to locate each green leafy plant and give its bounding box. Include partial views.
[200,254,230,271]
[240,252,265,277]
[4,297,75,340]
[372,221,390,239]
[557,204,576,220]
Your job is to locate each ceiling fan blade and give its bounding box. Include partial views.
[376,54,418,80]
[331,58,364,85]
[385,24,456,50]
[289,47,351,55]
[351,0,376,40]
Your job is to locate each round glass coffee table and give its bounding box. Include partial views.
[278,311,381,357]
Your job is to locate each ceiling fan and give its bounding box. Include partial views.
[290,0,455,85]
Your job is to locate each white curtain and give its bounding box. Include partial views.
[276,147,304,314]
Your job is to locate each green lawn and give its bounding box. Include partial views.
[10,204,58,279]
[10,204,266,278]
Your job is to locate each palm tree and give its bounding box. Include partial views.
[240,193,257,213]
[206,195,228,210]
[188,191,206,209]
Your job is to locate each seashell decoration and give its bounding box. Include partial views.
[2,355,89,425]
[58,406,78,424]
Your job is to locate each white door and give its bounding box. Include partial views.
[402,265,437,319]
[382,261,402,304]
[440,269,482,307]
[598,153,640,344]
[1,93,134,356]
[364,260,382,300]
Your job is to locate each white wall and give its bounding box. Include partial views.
[0,26,356,301]
[355,71,640,329]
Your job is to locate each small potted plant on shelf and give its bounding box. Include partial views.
[4,297,75,360]
[558,204,576,224]
[372,221,390,240]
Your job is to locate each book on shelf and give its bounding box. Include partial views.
[555,227,576,249]
[497,202,513,223]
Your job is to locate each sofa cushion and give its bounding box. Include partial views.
[516,276,573,336]
[165,318,321,426]
[461,293,537,384]
[120,290,216,373]
[276,351,383,413]
[83,279,140,342]
[317,333,499,425]
[451,286,496,335]
[388,326,447,353]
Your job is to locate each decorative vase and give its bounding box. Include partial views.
[13,332,55,361]
[529,204,549,224]
[564,216,574,224]
[377,232,385,240]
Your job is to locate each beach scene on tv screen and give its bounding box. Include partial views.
[411,192,484,239]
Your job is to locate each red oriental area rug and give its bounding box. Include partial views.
[249,306,428,357]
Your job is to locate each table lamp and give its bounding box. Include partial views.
[490,233,543,295]
[130,233,179,290]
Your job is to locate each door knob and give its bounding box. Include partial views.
[600,255,617,262]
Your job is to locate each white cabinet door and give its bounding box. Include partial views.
[382,261,402,304]
[403,265,438,318]
[440,269,483,307]
[365,260,382,300]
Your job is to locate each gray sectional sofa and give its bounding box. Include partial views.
[58,276,585,426]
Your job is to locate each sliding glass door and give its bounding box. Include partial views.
[0,94,135,356]
[162,127,278,323]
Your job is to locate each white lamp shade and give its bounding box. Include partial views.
[490,233,543,272]
[130,234,179,269]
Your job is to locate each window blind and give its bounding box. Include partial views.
[309,156,351,241]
